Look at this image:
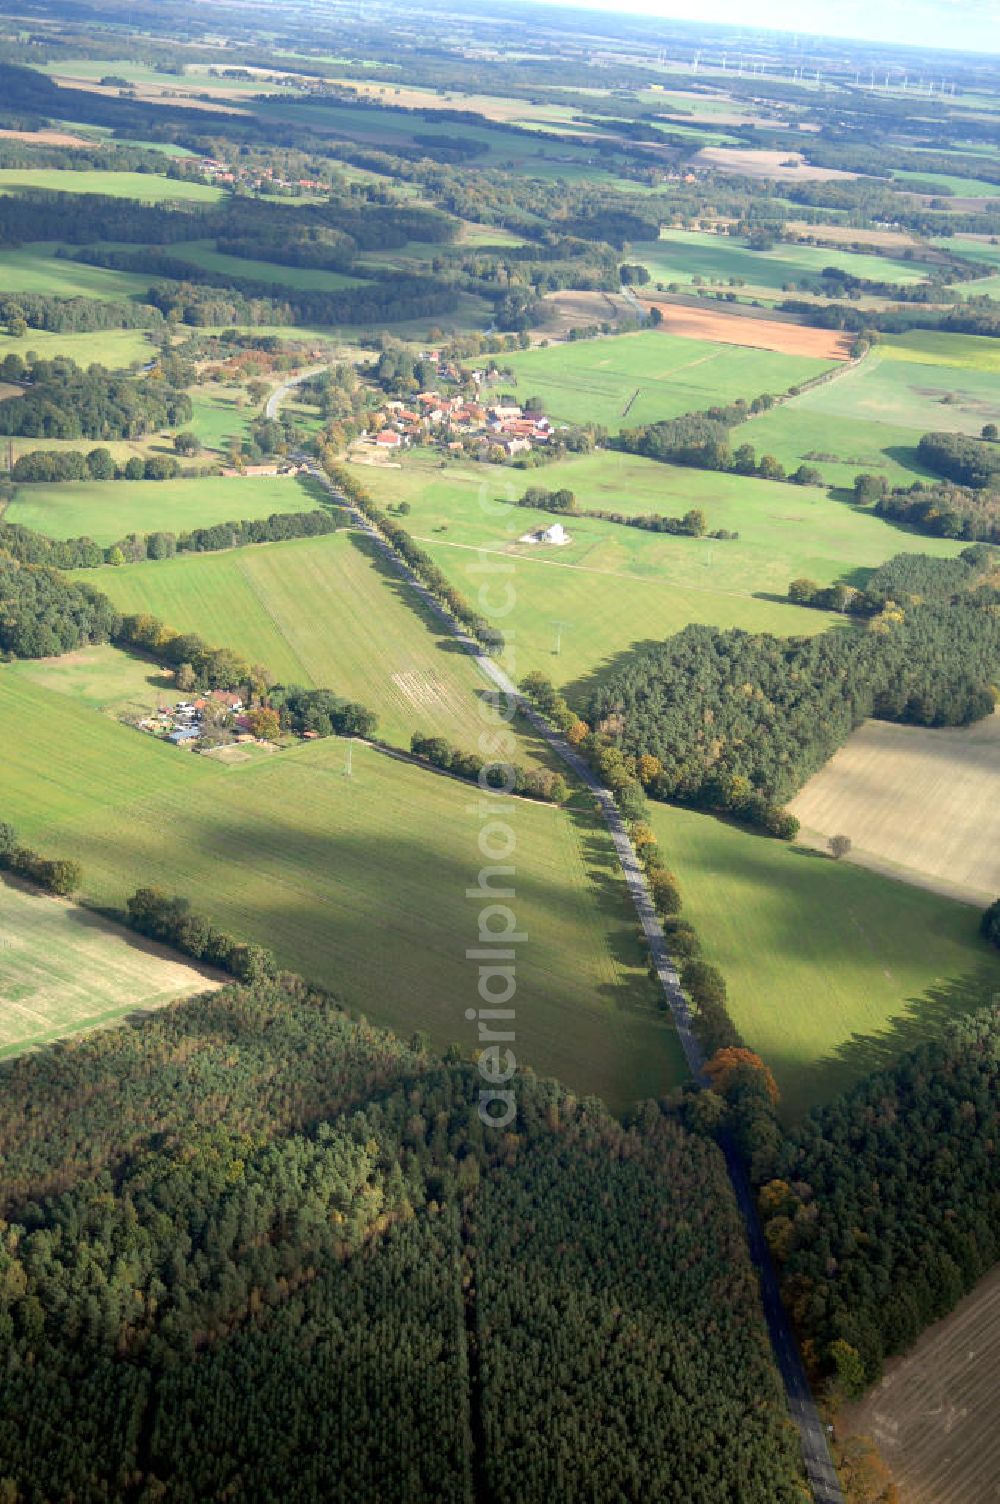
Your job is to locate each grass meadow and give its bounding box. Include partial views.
[0,243,154,301]
[0,327,155,367]
[742,332,1000,487]
[357,448,962,692]
[0,668,686,1109]
[0,878,217,1057]
[5,473,319,546]
[80,530,552,754]
[648,805,1000,1118]
[482,329,836,428]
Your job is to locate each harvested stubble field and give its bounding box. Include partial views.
[790,714,1000,906]
[641,300,852,360]
[0,878,217,1056]
[0,670,685,1109]
[844,1263,1000,1504]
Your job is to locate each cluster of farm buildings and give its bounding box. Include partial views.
[196,156,327,194]
[135,691,249,748]
[366,394,555,457]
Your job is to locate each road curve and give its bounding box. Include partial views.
[264,364,327,420]
[303,460,845,1504]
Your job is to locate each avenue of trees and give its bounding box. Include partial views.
[0,979,803,1501]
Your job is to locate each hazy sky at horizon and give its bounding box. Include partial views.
[557,0,1000,54]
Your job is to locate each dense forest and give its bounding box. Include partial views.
[869,476,1000,544]
[587,551,1000,816]
[0,356,190,440]
[758,1004,1000,1394]
[0,979,803,1502]
[916,430,1000,491]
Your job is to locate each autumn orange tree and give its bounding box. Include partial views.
[704,1047,780,1106]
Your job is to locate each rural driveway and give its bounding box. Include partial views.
[298,453,846,1504]
[265,364,327,420]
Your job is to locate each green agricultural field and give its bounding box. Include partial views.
[630,228,929,292]
[649,805,1000,1117]
[0,168,224,203]
[0,327,155,368]
[894,169,1000,198]
[10,645,174,717]
[0,876,217,1057]
[0,669,685,1109]
[357,448,963,692]
[81,529,551,754]
[742,333,1000,488]
[479,330,834,429]
[0,243,154,301]
[5,473,319,546]
[168,238,366,291]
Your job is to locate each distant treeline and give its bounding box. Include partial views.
[0,291,162,333]
[73,245,460,328]
[409,732,568,803]
[517,485,730,538]
[11,449,182,483]
[612,394,826,484]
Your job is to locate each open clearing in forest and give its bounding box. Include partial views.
[790,715,1000,906]
[0,671,685,1109]
[7,472,320,547]
[358,447,962,694]
[0,243,154,301]
[0,877,218,1056]
[475,328,837,429]
[168,238,367,291]
[647,805,1000,1118]
[844,1263,1000,1504]
[81,531,553,757]
[642,300,852,360]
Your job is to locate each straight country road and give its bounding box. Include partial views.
[302,449,846,1504]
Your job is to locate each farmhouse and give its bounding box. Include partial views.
[519,521,572,546]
